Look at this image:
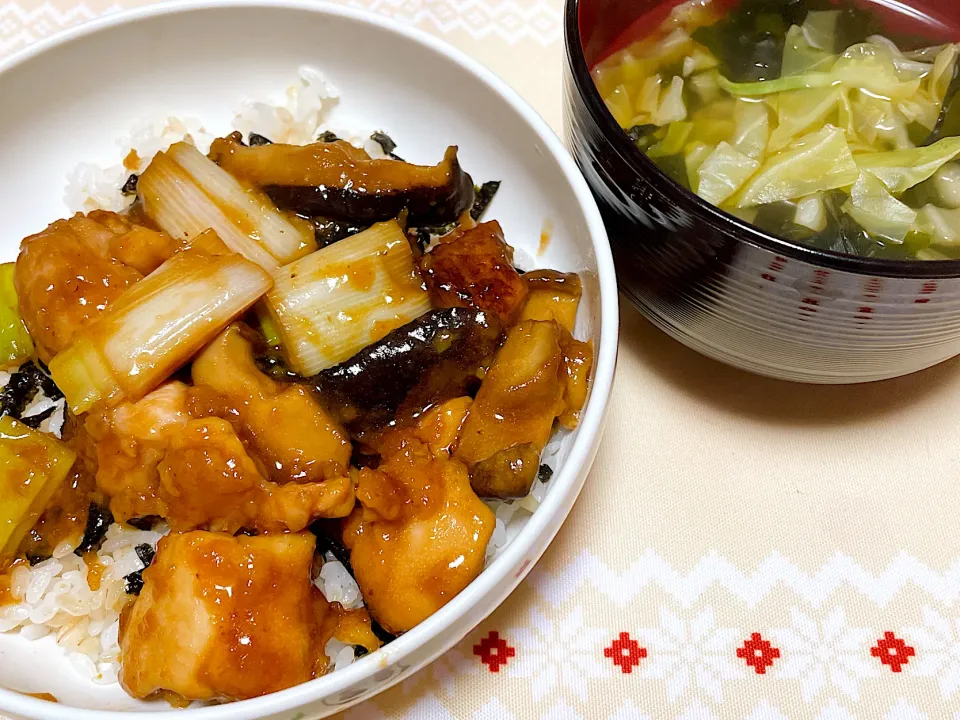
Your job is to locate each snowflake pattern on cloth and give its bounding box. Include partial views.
[505,606,610,701]
[906,606,960,699]
[635,606,744,703]
[769,607,880,702]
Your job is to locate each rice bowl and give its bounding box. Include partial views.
[0,2,618,718]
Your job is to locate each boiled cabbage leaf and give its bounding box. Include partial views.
[782,24,835,77]
[653,76,688,125]
[794,194,828,232]
[736,125,859,208]
[719,42,922,100]
[696,142,760,206]
[856,136,960,193]
[915,204,960,247]
[648,122,693,158]
[731,100,770,158]
[684,142,715,190]
[849,93,912,150]
[801,11,840,52]
[842,172,917,242]
[768,87,841,151]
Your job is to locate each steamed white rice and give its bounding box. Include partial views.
[4,67,566,690]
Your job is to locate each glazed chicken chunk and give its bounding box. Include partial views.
[14,211,176,362]
[190,323,352,481]
[85,380,354,531]
[120,532,324,701]
[344,421,494,634]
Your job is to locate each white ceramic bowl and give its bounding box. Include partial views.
[0,2,618,717]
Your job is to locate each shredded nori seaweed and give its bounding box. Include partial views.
[370,619,398,644]
[121,174,139,196]
[0,361,62,421]
[312,216,369,247]
[310,520,353,575]
[19,406,56,429]
[307,521,399,642]
[317,130,341,143]
[370,131,404,161]
[126,516,161,531]
[123,543,156,596]
[248,132,274,146]
[470,181,501,221]
[255,352,301,381]
[537,464,553,484]
[74,503,114,556]
[350,448,381,470]
[409,180,501,247]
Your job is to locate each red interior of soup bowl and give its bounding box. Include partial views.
[579,0,960,68]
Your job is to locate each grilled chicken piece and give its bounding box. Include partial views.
[344,428,493,634]
[82,381,190,522]
[191,324,351,481]
[86,382,355,531]
[120,532,325,702]
[14,211,176,361]
[518,270,582,333]
[454,320,565,499]
[418,220,528,325]
[157,417,354,532]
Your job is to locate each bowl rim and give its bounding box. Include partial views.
[0,2,620,718]
[563,0,960,279]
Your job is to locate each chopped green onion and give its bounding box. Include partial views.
[49,243,273,414]
[0,263,34,367]
[264,220,432,376]
[139,143,316,270]
[0,415,76,564]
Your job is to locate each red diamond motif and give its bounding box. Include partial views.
[871,631,915,673]
[473,631,515,673]
[736,632,780,674]
[603,632,647,674]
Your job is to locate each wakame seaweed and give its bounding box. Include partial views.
[627,124,659,151]
[692,0,881,83]
[74,503,114,556]
[123,543,156,595]
[926,63,960,145]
